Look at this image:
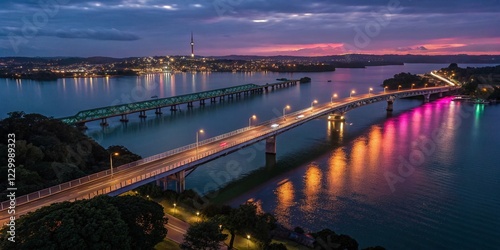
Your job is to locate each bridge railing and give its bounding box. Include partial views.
[0,86,454,210]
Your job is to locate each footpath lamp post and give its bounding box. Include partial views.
[196,129,204,157]
[310,100,318,112]
[350,90,356,98]
[173,203,177,214]
[109,152,119,177]
[247,235,251,249]
[283,105,290,120]
[248,115,256,128]
[398,85,402,91]
[196,211,200,222]
[331,93,338,104]
[384,86,388,93]
[369,87,373,96]
[411,83,415,89]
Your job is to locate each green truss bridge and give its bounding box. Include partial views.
[59,80,299,126]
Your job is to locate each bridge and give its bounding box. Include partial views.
[59,80,299,126]
[0,85,456,225]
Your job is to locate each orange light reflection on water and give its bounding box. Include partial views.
[274,180,295,229]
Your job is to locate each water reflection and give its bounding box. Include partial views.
[274,180,295,228]
[301,164,322,213]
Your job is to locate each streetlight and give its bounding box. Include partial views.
[196,129,204,156]
[247,235,251,248]
[248,115,256,128]
[350,90,356,98]
[219,224,223,232]
[310,100,318,111]
[283,105,290,120]
[398,85,402,91]
[109,152,119,177]
[196,211,200,222]
[173,203,177,214]
[331,93,338,104]
[369,87,373,96]
[425,83,428,88]
[384,86,388,93]
[411,83,415,89]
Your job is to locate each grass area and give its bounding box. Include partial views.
[154,238,181,250]
[157,199,204,224]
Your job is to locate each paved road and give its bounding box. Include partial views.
[165,214,188,244]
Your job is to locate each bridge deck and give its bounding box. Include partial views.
[60,80,299,125]
[0,86,455,224]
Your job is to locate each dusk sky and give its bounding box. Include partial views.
[1,0,500,57]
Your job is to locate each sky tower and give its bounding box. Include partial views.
[190,32,194,58]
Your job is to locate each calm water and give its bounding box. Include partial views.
[2,63,499,249]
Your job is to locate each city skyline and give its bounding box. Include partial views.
[1,0,500,57]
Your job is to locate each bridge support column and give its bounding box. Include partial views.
[187,102,193,108]
[424,93,430,103]
[175,170,186,193]
[170,105,177,111]
[139,111,147,118]
[265,136,277,168]
[156,177,169,191]
[155,108,162,115]
[386,100,394,112]
[211,97,216,103]
[228,94,234,99]
[386,96,395,112]
[120,114,129,122]
[219,96,224,102]
[200,99,205,106]
[100,118,108,126]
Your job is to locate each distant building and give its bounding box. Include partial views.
[190,32,194,58]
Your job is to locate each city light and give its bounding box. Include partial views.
[249,115,257,127]
[109,152,119,177]
[283,105,290,120]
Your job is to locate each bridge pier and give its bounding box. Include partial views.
[211,97,216,103]
[386,96,395,112]
[175,170,186,193]
[328,113,345,121]
[265,136,277,167]
[120,114,129,122]
[200,99,205,106]
[155,108,163,115]
[424,93,430,103]
[170,105,178,111]
[228,94,234,99]
[219,96,224,102]
[187,102,193,108]
[100,118,108,126]
[139,111,147,118]
[156,177,169,191]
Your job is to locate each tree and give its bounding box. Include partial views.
[0,195,167,250]
[0,198,130,250]
[224,203,259,249]
[107,195,167,250]
[267,243,288,250]
[181,220,227,250]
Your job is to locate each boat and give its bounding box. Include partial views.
[452,95,471,101]
[327,80,332,82]
[276,78,288,81]
[473,99,490,104]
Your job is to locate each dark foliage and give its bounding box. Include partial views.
[0,195,166,249]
